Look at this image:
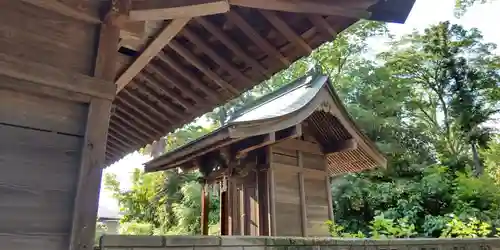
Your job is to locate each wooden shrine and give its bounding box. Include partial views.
[145,74,386,237]
[0,0,413,249]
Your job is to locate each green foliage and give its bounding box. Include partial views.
[440,215,492,238]
[106,18,500,239]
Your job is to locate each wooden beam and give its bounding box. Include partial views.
[115,18,189,93]
[325,174,334,222]
[156,52,222,102]
[308,15,337,40]
[274,138,323,155]
[0,53,115,100]
[114,97,165,134]
[182,26,254,88]
[236,133,275,159]
[267,147,277,236]
[136,72,194,112]
[168,40,239,95]
[298,152,308,237]
[260,11,312,54]
[145,64,207,105]
[70,100,113,250]
[130,0,230,21]
[201,182,210,235]
[324,138,357,154]
[226,11,290,66]
[19,0,101,24]
[229,0,371,19]
[195,16,270,78]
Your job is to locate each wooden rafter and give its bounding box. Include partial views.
[137,72,194,111]
[121,88,174,124]
[308,15,337,39]
[19,0,101,24]
[114,97,165,134]
[130,81,184,119]
[229,0,371,19]
[110,119,146,145]
[260,10,312,54]
[113,108,157,138]
[324,138,357,154]
[182,26,253,88]
[226,11,290,66]
[195,16,270,78]
[156,52,223,102]
[130,0,230,21]
[115,18,189,93]
[168,40,239,95]
[145,64,207,105]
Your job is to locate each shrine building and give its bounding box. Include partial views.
[145,74,386,237]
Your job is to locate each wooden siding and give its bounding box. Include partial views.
[270,138,330,237]
[0,1,98,75]
[0,90,85,249]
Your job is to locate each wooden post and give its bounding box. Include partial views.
[69,2,121,250]
[201,181,210,235]
[258,148,271,236]
[267,147,277,236]
[220,185,229,235]
[298,151,308,237]
[326,176,334,221]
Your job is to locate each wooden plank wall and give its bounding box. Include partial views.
[270,146,302,236]
[0,1,97,75]
[0,2,108,250]
[0,89,87,249]
[229,161,261,236]
[270,138,331,237]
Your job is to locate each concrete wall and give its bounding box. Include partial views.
[100,235,500,250]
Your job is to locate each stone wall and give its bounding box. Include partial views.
[100,235,500,250]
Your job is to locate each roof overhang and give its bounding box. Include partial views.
[89,0,417,164]
[145,75,386,175]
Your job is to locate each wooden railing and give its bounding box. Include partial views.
[100,235,500,250]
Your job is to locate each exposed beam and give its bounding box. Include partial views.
[115,18,190,93]
[137,72,194,111]
[195,16,270,78]
[114,97,165,134]
[182,26,253,88]
[260,11,312,54]
[308,15,337,40]
[0,52,115,101]
[168,40,239,95]
[226,11,290,66]
[19,0,101,24]
[156,52,222,102]
[229,0,371,19]
[324,138,358,154]
[130,0,230,21]
[236,133,276,159]
[145,64,208,105]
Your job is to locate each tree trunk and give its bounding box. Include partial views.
[471,142,483,176]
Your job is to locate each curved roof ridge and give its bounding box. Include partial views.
[228,73,321,122]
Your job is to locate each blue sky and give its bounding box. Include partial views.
[98,0,500,217]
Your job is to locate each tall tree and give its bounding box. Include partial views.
[381,21,500,174]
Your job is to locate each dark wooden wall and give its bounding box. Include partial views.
[270,136,332,237]
[0,2,114,250]
[0,89,86,249]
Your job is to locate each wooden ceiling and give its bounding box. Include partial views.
[52,0,412,165]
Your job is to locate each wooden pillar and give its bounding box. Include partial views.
[220,187,229,235]
[267,147,277,236]
[326,176,334,221]
[201,182,210,235]
[258,148,271,236]
[298,151,308,237]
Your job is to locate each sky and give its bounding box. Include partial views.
[98,0,500,218]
